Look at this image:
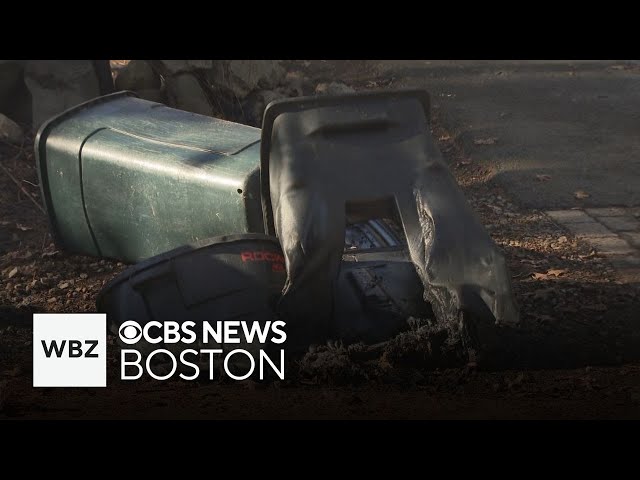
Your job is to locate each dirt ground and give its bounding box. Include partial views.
[1,61,639,419]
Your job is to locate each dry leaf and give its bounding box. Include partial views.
[7,267,18,279]
[532,268,567,280]
[546,268,568,277]
[535,174,552,182]
[16,223,32,231]
[574,190,590,199]
[474,137,498,146]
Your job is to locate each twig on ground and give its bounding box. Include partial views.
[0,153,46,215]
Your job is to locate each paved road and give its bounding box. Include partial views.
[369,60,640,210]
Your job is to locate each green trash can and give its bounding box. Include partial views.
[35,92,264,263]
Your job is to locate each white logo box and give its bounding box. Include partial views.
[33,313,107,387]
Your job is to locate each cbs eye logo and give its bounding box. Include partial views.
[118,320,142,345]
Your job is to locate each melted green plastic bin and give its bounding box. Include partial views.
[35,92,264,263]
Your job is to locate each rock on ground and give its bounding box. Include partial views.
[283,71,313,97]
[114,60,161,91]
[0,113,23,145]
[0,60,31,125]
[0,61,24,99]
[164,72,216,117]
[24,60,103,130]
[208,60,285,99]
[159,60,213,75]
[243,89,287,127]
[315,81,355,96]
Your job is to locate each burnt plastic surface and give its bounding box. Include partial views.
[335,256,434,343]
[261,90,519,346]
[98,231,430,349]
[97,234,286,352]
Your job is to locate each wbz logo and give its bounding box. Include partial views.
[33,314,106,387]
[41,339,99,358]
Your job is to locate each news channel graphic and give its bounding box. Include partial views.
[32,314,287,387]
[33,314,106,387]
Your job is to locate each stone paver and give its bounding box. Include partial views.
[546,208,640,282]
[594,216,640,232]
[585,207,628,217]
[563,221,616,238]
[546,210,593,224]
[584,236,636,256]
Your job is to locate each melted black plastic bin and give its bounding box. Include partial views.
[97,234,286,353]
[260,89,519,349]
